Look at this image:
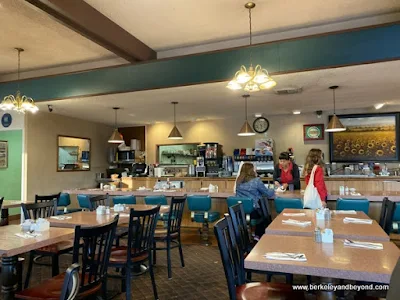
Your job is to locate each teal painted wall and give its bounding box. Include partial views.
[0,130,22,215]
[0,23,399,101]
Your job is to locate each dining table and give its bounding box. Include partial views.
[265,209,389,241]
[0,225,75,300]
[1,201,23,226]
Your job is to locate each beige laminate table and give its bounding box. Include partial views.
[245,234,400,284]
[48,204,170,228]
[266,209,389,242]
[0,225,74,300]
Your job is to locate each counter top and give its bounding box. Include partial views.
[122,176,400,181]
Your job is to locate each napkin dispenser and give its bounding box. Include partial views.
[21,219,34,231]
[321,228,334,243]
[114,204,125,212]
[96,205,106,215]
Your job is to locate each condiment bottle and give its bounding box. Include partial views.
[314,228,322,243]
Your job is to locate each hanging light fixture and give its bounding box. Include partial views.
[0,48,39,113]
[238,94,255,136]
[227,2,276,92]
[168,101,183,139]
[326,86,346,132]
[108,107,124,144]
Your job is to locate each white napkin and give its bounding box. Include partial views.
[343,217,372,224]
[350,192,362,196]
[50,216,72,220]
[283,213,306,217]
[334,210,357,215]
[264,252,307,262]
[275,187,286,193]
[118,213,130,217]
[282,219,311,227]
[15,232,42,239]
[344,239,383,250]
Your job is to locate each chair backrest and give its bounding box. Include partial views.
[259,197,272,225]
[167,196,186,235]
[72,215,118,294]
[77,195,91,209]
[113,195,136,205]
[88,194,110,211]
[58,193,71,207]
[60,263,80,300]
[214,216,245,300]
[386,258,400,300]
[127,206,160,264]
[336,198,370,215]
[144,195,167,205]
[187,195,211,211]
[227,197,254,214]
[274,197,303,214]
[35,193,61,204]
[228,203,251,254]
[22,200,57,219]
[0,197,3,210]
[379,197,396,234]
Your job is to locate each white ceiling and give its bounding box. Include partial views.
[84,0,400,50]
[0,0,116,75]
[39,61,400,126]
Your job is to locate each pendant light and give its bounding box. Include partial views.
[226,2,276,92]
[108,107,124,144]
[325,86,346,132]
[238,95,255,136]
[0,48,39,113]
[168,102,183,139]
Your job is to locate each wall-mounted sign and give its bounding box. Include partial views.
[303,124,324,141]
[0,140,8,168]
[1,113,12,128]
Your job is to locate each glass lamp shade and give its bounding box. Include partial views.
[238,121,255,136]
[108,129,124,143]
[227,79,242,90]
[168,126,183,139]
[325,114,346,132]
[259,79,277,89]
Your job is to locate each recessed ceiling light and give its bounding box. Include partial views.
[128,113,135,117]
[254,113,262,117]
[374,103,385,110]
[292,110,301,115]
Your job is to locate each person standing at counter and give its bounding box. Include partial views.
[273,152,300,190]
[303,148,327,206]
[235,162,275,240]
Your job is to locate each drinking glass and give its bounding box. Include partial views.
[289,184,294,192]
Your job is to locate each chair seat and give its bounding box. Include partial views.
[15,272,101,300]
[236,282,304,300]
[34,239,74,254]
[193,211,220,223]
[154,229,179,240]
[109,246,148,264]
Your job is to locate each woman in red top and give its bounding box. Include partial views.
[303,149,327,206]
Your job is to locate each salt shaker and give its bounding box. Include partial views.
[339,186,345,196]
[314,228,322,243]
[345,186,349,195]
[324,209,331,220]
[105,206,110,215]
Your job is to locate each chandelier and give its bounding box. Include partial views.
[227,2,276,92]
[0,48,39,113]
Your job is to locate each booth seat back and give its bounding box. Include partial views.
[336,198,369,215]
[274,197,303,214]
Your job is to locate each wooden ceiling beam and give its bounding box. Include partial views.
[25,0,156,62]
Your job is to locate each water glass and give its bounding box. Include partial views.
[288,184,294,192]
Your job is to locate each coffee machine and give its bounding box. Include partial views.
[196,156,206,177]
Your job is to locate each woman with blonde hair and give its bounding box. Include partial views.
[235,162,274,239]
[303,149,327,206]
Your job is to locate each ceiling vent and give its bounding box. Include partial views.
[274,87,303,95]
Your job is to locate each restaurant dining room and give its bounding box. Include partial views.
[0,0,400,299]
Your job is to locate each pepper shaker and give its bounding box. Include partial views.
[314,228,322,243]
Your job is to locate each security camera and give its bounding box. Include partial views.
[316,110,322,118]
[48,105,53,112]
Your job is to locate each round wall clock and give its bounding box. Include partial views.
[1,113,12,128]
[253,117,269,134]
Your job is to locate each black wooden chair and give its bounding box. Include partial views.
[379,197,396,235]
[153,196,186,279]
[21,200,75,288]
[214,216,304,300]
[35,193,61,204]
[88,194,110,211]
[16,216,119,300]
[108,206,160,300]
[60,263,80,300]
[258,197,272,226]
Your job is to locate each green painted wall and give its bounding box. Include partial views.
[0,130,22,215]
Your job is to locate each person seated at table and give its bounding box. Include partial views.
[273,151,300,190]
[303,148,327,207]
[235,162,275,240]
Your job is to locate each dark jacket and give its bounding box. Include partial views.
[273,162,301,190]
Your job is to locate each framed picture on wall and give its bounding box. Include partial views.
[329,113,400,162]
[303,124,325,141]
[0,140,8,168]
